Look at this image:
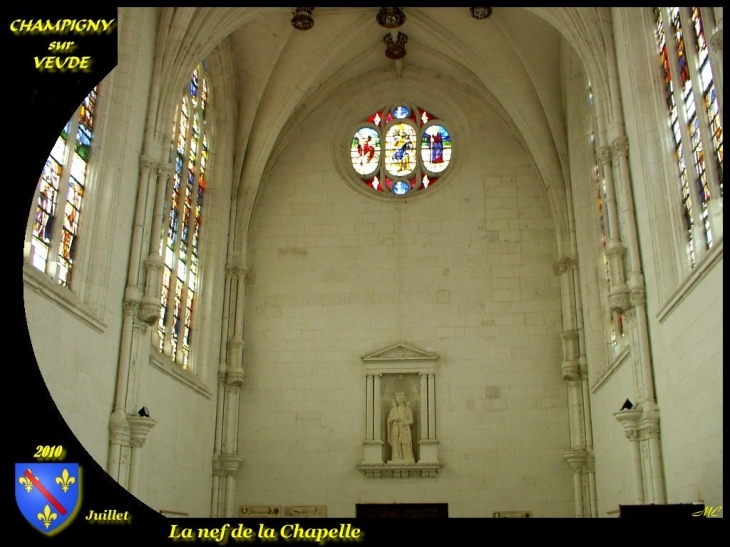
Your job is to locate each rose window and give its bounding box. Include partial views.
[350,104,452,196]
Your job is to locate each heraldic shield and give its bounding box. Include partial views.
[15,463,81,535]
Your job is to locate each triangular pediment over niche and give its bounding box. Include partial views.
[361,342,439,362]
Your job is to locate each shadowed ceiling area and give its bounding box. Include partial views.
[227,7,566,177]
[189,8,578,250]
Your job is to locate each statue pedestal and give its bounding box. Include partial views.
[357,463,442,478]
[362,441,384,465]
[418,439,440,464]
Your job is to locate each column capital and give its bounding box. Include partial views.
[605,238,626,257]
[612,136,630,157]
[212,453,225,477]
[608,285,630,313]
[238,267,251,282]
[139,155,157,175]
[157,162,174,178]
[219,454,245,477]
[109,410,131,445]
[630,287,646,307]
[596,146,612,165]
[137,302,160,325]
[226,266,250,282]
[639,424,661,440]
[639,412,661,439]
[123,300,139,317]
[561,360,581,381]
[555,256,577,274]
[227,370,244,386]
[144,255,164,271]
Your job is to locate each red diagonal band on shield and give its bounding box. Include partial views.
[24,469,67,516]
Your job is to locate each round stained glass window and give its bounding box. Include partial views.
[350,104,452,196]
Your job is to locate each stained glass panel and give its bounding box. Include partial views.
[393,180,409,195]
[367,111,383,126]
[393,105,409,119]
[28,87,97,286]
[421,125,451,174]
[689,7,722,194]
[656,8,699,264]
[350,105,452,196]
[160,63,209,368]
[351,127,380,176]
[385,124,417,177]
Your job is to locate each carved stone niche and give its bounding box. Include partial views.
[357,342,442,478]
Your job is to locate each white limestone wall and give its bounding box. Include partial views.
[23,9,158,468]
[589,358,640,515]
[135,365,216,516]
[649,264,723,507]
[24,288,120,465]
[239,86,573,517]
[561,9,723,515]
[611,7,723,510]
[24,9,220,517]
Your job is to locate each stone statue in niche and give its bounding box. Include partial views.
[387,392,415,464]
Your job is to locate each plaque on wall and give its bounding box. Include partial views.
[493,511,531,518]
[283,505,327,518]
[356,503,448,518]
[240,505,282,518]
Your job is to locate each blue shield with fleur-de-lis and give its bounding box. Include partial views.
[15,463,82,535]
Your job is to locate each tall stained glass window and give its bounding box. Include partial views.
[26,88,98,288]
[588,82,624,353]
[654,7,723,267]
[350,104,452,196]
[158,64,210,368]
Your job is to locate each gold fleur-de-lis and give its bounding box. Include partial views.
[37,505,58,529]
[19,476,34,493]
[55,468,76,493]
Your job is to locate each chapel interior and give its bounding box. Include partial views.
[22,7,723,518]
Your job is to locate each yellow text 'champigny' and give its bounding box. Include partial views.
[9,19,116,35]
